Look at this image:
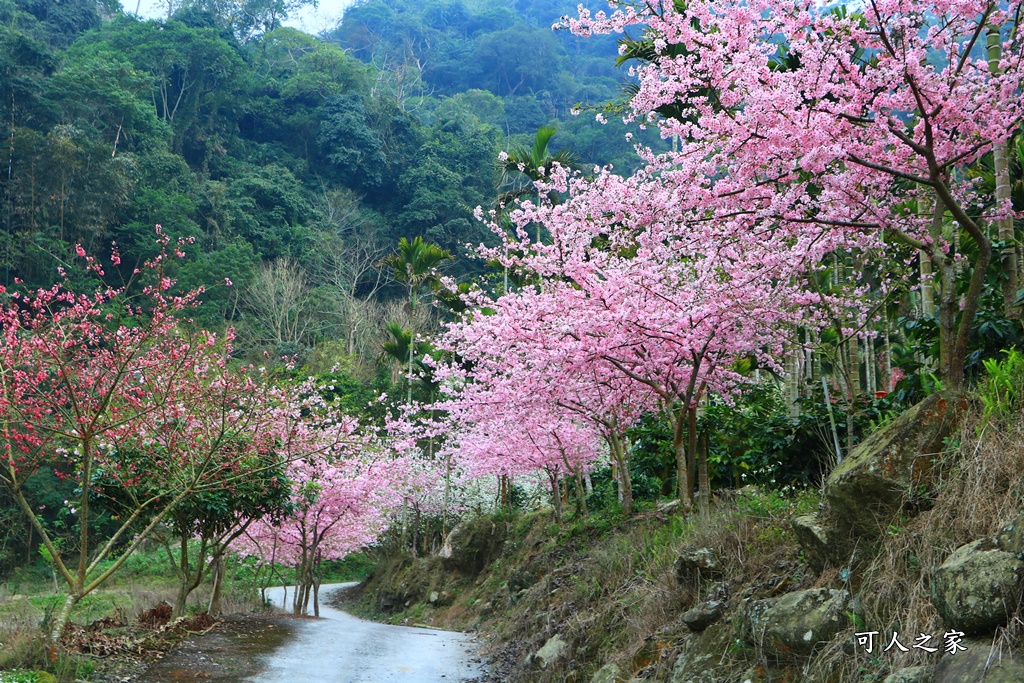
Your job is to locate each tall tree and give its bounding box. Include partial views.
[564,0,1024,390]
[382,236,451,403]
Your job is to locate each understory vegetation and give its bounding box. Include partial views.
[0,0,1023,681]
[347,388,1024,682]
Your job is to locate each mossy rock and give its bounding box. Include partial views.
[995,512,1024,554]
[669,621,734,683]
[824,391,965,551]
[742,588,849,658]
[590,662,623,683]
[533,634,569,669]
[675,547,723,586]
[791,512,835,573]
[883,667,933,683]
[934,638,1024,682]
[441,517,508,576]
[931,538,1024,635]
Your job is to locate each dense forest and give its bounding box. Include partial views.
[0,0,655,327]
[1,0,1024,680]
[0,0,659,590]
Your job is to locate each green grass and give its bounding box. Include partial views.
[0,672,57,683]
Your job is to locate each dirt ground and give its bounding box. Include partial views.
[99,613,300,683]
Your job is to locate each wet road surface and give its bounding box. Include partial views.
[248,583,484,683]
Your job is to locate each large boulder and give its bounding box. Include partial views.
[791,512,837,573]
[440,516,507,576]
[533,634,569,669]
[934,638,1024,683]
[743,588,850,657]
[669,622,734,683]
[675,547,724,586]
[995,512,1024,554]
[931,538,1024,635]
[884,667,933,683]
[591,663,623,683]
[682,600,726,632]
[824,391,965,548]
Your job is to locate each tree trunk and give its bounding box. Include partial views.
[937,255,958,387]
[696,432,710,515]
[866,333,876,396]
[988,26,1018,317]
[48,592,78,644]
[574,470,588,517]
[442,453,452,537]
[687,404,697,502]
[549,470,563,524]
[172,535,208,619]
[312,553,322,618]
[847,336,861,398]
[883,325,893,392]
[919,192,936,318]
[672,404,696,508]
[608,419,633,516]
[292,560,303,614]
[208,553,225,616]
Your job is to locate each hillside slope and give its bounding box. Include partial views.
[344,395,1024,683]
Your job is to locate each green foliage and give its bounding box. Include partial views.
[0,626,93,682]
[0,672,57,683]
[980,349,1024,422]
[320,553,375,582]
[701,385,804,487]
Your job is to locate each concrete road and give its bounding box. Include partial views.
[248,583,484,683]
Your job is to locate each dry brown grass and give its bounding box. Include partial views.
[811,404,1024,680]
[471,492,815,682]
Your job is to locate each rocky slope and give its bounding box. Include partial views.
[346,393,1024,683]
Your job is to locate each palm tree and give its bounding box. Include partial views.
[381,237,452,403]
[497,125,578,211]
[380,321,438,394]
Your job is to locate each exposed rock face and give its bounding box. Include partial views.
[995,512,1024,554]
[824,391,965,549]
[682,600,726,632]
[883,667,933,683]
[533,634,569,669]
[591,662,623,683]
[440,517,507,576]
[669,622,733,683]
[742,588,850,657]
[791,513,835,573]
[428,590,453,606]
[931,538,1024,635]
[933,638,1024,683]
[675,547,723,585]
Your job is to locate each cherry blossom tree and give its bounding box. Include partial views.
[437,378,601,521]
[434,285,654,515]
[0,237,269,639]
[0,234,364,640]
[443,158,829,509]
[240,449,408,616]
[564,0,1024,389]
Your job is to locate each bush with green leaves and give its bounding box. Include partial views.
[980,349,1024,422]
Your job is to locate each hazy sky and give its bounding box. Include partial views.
[121,0,358,35]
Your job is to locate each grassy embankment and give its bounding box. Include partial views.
[343,396,1024,682]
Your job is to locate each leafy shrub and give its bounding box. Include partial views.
[980,349,1024,422]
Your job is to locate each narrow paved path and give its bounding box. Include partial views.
[248,583,484,683]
